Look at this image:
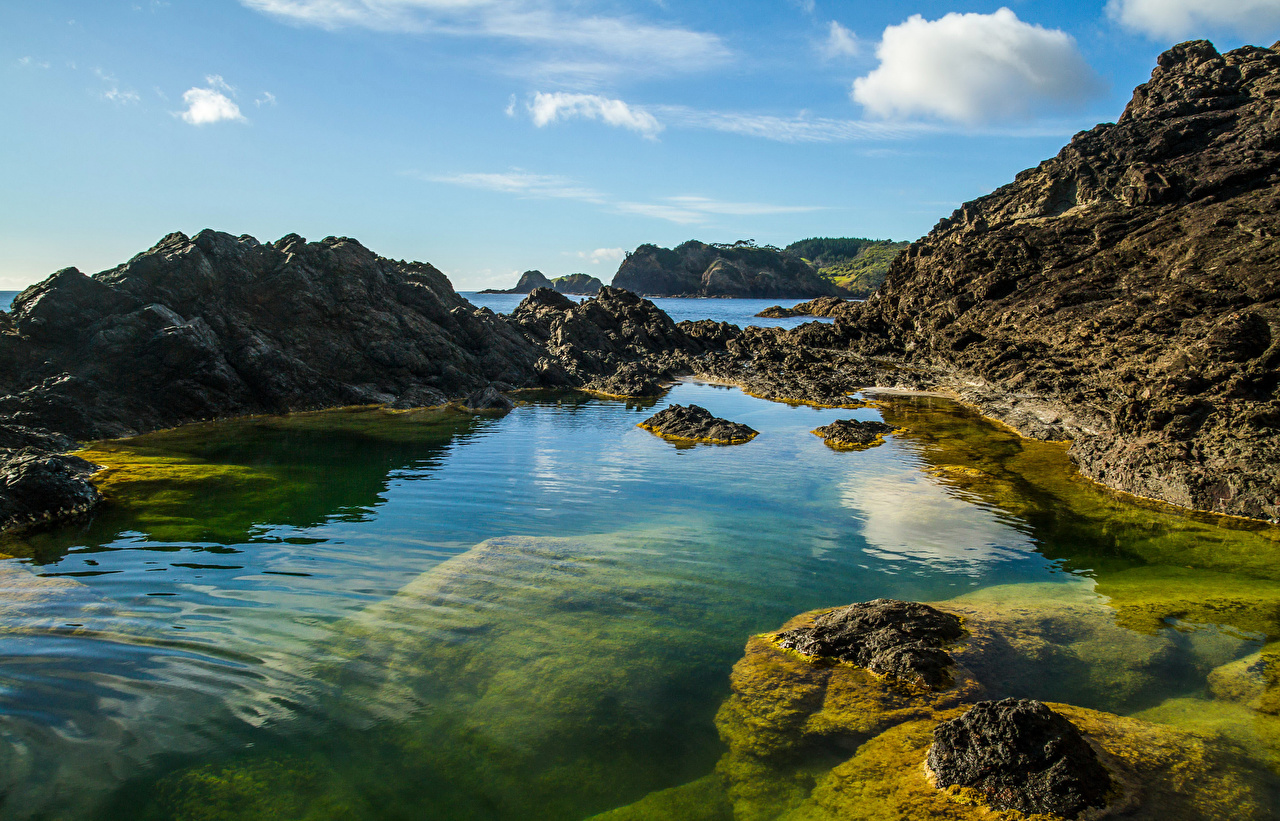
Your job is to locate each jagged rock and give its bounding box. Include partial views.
[812,418,897,449]
[461,386,515,413]
[480,271,604,295]
[0,449,102,532]
[776,599,964,690]
[926,699,1114,818]
[755,296,850,319]
[612,241,841,298]
[836,40,1280,521]
[638,404,757,445]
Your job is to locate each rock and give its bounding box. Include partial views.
[0,449,102,532]
[755,296,850,319]
[612,241,841,298]
[812,418,897,449]
[461,385,515,413]
[834,41,1280,521]
[926,698,1114,818]
[638,404,757,445]
[775,599,964,690]
[552,273,605,295]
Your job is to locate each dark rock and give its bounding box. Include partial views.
[832,40,1280,521]
[638,404,757,444]
[812,418,897,449]
[0,449,102,532]
[612,241,841,298]
[926,698,1115,818]
[462,386,515,413]
[776,599,964,689]
[551,273,605,295]
[755,296,851,319]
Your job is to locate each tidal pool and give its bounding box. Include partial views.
[0,382,1276,819]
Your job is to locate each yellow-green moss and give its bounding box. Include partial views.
[585,775,733,821]
[810,427,902,452]
[147,756,362,821]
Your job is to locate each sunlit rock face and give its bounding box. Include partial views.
[835,41,1280,521]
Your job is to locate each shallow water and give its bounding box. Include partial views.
[0,291,17,312]
[0,384,1277,819]
[461,292,835,330]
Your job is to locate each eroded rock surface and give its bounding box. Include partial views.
[831,41,1280,520]
[926,698,1114,818]
[612,241,840,298]
[812,418,896,449]
[776,599,964,689]
[755,296,850,319]
[638,404,757,444]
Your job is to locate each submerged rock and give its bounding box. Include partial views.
[926,698,1114,818]
[638,404,757,445]
[775,599,964,689]
[812,418,896,449]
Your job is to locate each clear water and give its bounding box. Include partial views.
[461,293,836,330]
[0,291,18,312]
[0,384,1276,819]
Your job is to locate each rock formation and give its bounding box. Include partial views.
[637,404,757,445]
[612,240,841,298]
[0,237,710,531]
[811,418,898,449]
[926,699,1114,818]
[775,599,964,689]
[755,295,850,319]
[480,270,604,295]
[822,41,1280,521]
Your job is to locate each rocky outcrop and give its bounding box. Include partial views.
[509,287,716,397]
[776,599,964,689]
[637,404,757,445]
[612,241,841,298]
[756,296,850,319]
[0,236,710,531]
[831,41,1280,522]
[926,699,1114,818]
[480,270,604,295]
[811,418,897,450]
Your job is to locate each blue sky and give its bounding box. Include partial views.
[4,0,1279,290]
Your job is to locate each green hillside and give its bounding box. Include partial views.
[785,237,909,298]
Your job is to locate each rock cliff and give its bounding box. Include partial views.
[612,240,841,298]
[833,41,1280,521]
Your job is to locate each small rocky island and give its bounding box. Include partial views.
[637,404,758,445]
[812,418,898,449]
[611,240,842,298]
[755,295,851,319]
[480,270,604,295]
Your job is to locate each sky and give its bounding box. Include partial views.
[4,1,1280,291]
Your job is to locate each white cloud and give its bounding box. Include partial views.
[657,105,934,142]
[852,8,1100,125]
[178,78,246,125]
[17,56,51,69]
[527,92,662,138]
[94,68,140,104]
[576,247,625,265]
[822,20,859,58]
[423,169,820,225]
[255,91,277,106]
[240,0,730,80]
[1107,0,1280,39]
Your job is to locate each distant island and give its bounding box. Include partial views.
[480,270,604,295]
[609,238,906,299]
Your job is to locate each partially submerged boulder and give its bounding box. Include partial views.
[638,404,757,445]
[812,418,897,450]
[776,599,963,690]
[926,698,1114,818]
[755,296,850,319]
[461,385,515,413]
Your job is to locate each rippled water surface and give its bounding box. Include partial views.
[1,383,1278,819]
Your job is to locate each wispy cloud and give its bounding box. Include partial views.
[255,90,277,107]
[420,169,822,225]
[94,68,141,104]
[178,75,246,124]
[17,56,51,69]
[657,105,937,143]
[574,247,626,265]
[821,20,859,58]
[527,92,662,138]
[1107,0,1280,39]
[240,0,730,81]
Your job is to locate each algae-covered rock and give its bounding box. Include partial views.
[584,774,732,821]
[1209,644,1280,716]
[785,705,1271,821]
[810,419,898,451]
[638,404,758,445]
[775,600,963,689]
[926,699,1113,818]
[145,756,361,821]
